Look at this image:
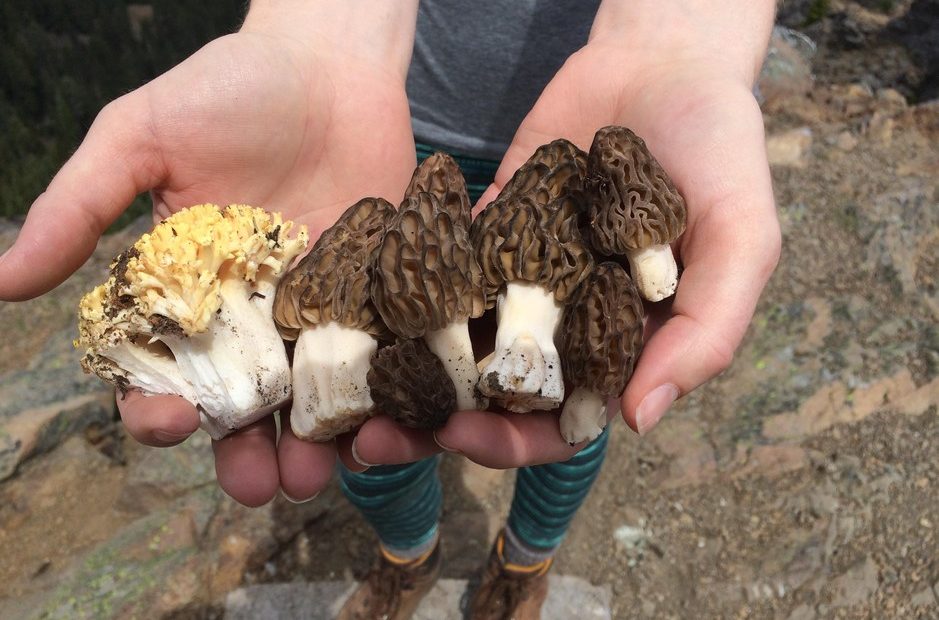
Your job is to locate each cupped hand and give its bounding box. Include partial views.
[436,5,780,465]
[0,11,421,506]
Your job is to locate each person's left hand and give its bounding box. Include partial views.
[352,1,780,470]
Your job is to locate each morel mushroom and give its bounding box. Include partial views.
[273,198,395,441]
[558,262,645,444]
[74,204,308,439]
[471,141,594,411]
[497,139,588,207]
[585,126,687,301]
[404,152,473,230]
[367,338,458,430]
[371,190,487,411]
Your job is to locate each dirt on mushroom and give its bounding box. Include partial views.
[2,10,938,617]
[470,140,595,413]
[272,197,396,441]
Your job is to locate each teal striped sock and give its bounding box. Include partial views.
[339,456,442,553]
[506,427,610,556]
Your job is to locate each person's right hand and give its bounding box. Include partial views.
[0,1,423,506]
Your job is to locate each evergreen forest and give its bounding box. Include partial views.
[0,1,245,227]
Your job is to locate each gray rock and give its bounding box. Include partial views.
[909,585,936,607]
[226,575,613,620]
[828,556,880,608]
[758,26,816,108]
[766,127,814,167]
[0,324,118,480]
[0,390,113,481]
[117,432,216,514]
[32,486,222,620]
[787,603,817,620]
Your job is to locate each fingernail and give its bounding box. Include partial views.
[351,437,376,468]
[281,490,319,504]
[636,384,679,435]
[152,429,192,443]
[433,431,461,454]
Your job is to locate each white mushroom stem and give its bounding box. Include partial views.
[161,278,291,439]
[627,244,678,302]
[559,387,608,445]
[290,322,377,441]
[477,281,564,412]
[105,339,199,404]
[425,320,486,411]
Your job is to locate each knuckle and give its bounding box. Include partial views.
[704,331,736,376]
[759,217,783,276]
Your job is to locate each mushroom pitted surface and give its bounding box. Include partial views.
[498,139,588,207]
[372,187,487,411]
[367,338,458,430]
[558,261,645,444]
[404,152,473,230]
[470,140,594,412]
[273,197,396,441]
[585,126,687,301]
[75,204,308,439]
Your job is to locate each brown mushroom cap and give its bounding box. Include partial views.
[405,152,472,230]
[585,126,687,255]
[273,197,396,340]
[496,139,588,207]
[372,192,485,339]
[470,138,593,305]
[367,338,457,430]
[560,261,645,397]
[470,193,594,305]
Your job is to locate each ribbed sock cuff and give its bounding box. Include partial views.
[502,526,557,568]
[380,529,439,563]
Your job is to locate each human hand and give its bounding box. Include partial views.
[0,0,423,505]
[430,0,781,465]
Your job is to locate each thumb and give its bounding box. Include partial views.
[621,147,780,435]
[0,91,164,301]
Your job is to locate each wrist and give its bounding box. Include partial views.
[590,0,776,87]
[242,0,419,79]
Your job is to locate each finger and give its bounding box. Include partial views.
[622,108,780,435]
[472,183,500,216]
[116,389,200,447]
[351,414,442,466]
[0,91,165,300]
[276,419,337,502]
[212,417,280,507]
[434,410,584,469]
[336,432,368,473]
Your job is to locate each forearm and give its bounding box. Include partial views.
[242,0,420,78]
[591,0,776,85]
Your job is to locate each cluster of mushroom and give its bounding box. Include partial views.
[74,126,686,445]
[468,126,686,442]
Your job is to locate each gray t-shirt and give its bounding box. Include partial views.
[406,0,600,161]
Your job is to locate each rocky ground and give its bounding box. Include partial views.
[0,2,937,619]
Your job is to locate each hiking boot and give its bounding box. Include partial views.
[337,541,442,620]
[467,531,551,620]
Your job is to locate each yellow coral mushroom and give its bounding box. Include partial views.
[75,204,308,439]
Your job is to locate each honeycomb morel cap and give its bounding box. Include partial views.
[367,338,458,430]
[495,138,587,207]
[272,197,397,441]
[273,197,395,341]
[371,191,487,410]
[585,125,687,301]
[469,139,594,413]
[558,261,645,444]
[405,152,473,230]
